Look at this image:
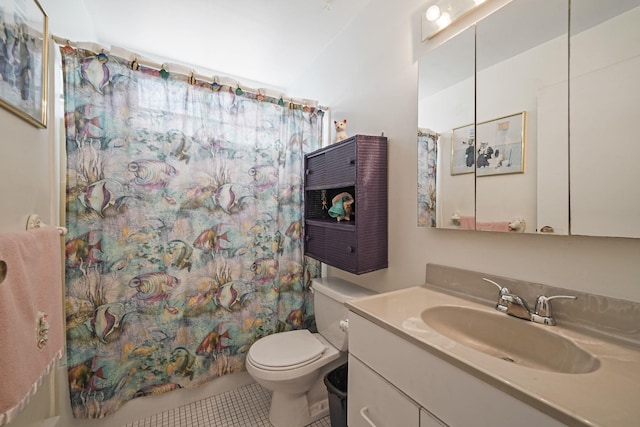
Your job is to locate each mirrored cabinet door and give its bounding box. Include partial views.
[418,27,475,230]
[569,0,640,238]
[418,0,640,239]
[475,0,568,234]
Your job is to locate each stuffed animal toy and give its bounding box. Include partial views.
[333,119,348,144]
[328,192,354,222]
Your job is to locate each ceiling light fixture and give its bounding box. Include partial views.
[422,0,485,40]
[437,12,452,28]
[426,5,441,21]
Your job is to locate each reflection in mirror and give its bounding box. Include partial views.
[475,0,568,234]
[570,0,640,238]
[418,129,438,227]
[418,27,475,229]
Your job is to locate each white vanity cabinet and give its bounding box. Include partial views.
[347,312,565,427]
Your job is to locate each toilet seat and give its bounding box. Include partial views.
[248,329,326,371]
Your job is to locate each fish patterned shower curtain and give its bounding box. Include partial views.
[418,129,438,227]
[60,46,323,419]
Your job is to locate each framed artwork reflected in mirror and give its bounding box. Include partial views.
[476,112,526,177]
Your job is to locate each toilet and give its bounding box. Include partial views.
[246,277,375,427]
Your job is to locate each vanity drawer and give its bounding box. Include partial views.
[348,355,420,427]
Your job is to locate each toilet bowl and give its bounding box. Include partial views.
[246,277,375,427]
[246,331,345,427]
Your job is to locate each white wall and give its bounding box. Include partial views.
[0,104,52,233]
[289,0,640,303]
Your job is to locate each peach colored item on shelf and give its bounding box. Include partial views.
[476,221,512,232]
[459,216,476,230]
[459,216,512,232]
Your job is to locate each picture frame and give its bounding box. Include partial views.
[450,122,475,175]
[0,0,48,128]
[475,111,526,177]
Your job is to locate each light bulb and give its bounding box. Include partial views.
[426,5,441,22]
[437,12,451,28]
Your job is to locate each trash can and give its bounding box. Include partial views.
[324,363,348,427]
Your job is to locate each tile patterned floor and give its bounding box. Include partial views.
[122,382,332,427]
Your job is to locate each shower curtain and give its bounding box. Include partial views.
[418,129,437,227]
[61,46,323,418]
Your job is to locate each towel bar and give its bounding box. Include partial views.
[26,215,67,236]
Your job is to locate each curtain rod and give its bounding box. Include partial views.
[51,35,329,111]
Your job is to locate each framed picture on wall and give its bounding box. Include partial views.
[476,111,526,177]
[0,0,48,128]
[450,122,475,175]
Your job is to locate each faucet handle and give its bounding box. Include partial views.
[483,278,510,313]
[534,295,577,317]
[482,278,508,295]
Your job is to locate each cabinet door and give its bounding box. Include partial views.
[305,152,327,188]
[305,140,356,189]
[420,409,448,427]
[348,355,420,427]
[304,224,326,262]
[325,141,356,186]
[324,227,357,272]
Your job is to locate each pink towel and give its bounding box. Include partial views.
[459,216,475,230]
[0,227,64,425]
[476,221,512,232]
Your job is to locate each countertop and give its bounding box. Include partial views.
[346,285,640,427]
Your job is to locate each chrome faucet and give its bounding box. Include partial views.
[531,294,577,325]
[482,278,532,321]
[482,278,576,325]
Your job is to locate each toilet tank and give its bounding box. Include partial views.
[312,277,376,351]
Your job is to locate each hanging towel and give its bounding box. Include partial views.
[459,216,475,230]
[476,221,512,232]
[0,227,64,426]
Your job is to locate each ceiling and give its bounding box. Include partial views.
[74,0,371,91]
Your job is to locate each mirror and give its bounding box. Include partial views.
[418,0,640,237]
[475,0,568,234]
[418,27,475,230]
[569,0,640,238]
[418,0,569,234]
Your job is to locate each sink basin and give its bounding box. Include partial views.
[421,305,600,374]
